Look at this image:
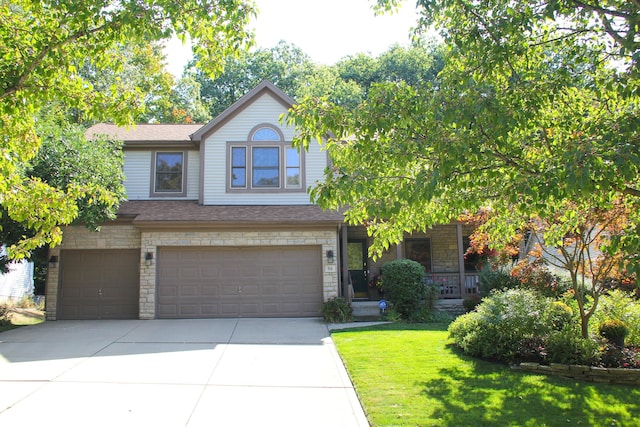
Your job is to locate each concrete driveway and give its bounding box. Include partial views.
[0,318,369,427]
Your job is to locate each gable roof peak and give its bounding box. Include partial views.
[191,80,295,142]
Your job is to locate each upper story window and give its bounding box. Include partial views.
[151,151,187,197]
[227,124,304,192]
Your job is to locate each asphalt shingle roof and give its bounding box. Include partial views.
[118,200,344,225]
[85,123,203,143]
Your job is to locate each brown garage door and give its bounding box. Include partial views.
[157,246,323,318]
[58,249,140,320]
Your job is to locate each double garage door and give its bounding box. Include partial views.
[157,246,323,318]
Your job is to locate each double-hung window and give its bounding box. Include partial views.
[152,151,187,197]
[228,125,303,192]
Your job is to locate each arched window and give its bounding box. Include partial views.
[251,127,281,141]
[227,124,303,192]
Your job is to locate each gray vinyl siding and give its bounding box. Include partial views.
[123,150,199,200]
[123,151,150,200]
[202,92,326,205]
[186,150,200,199]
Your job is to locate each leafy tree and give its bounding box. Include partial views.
[0,0,254,258]
[191,41,445,117]
[0,113,125,287]
[170,75,212,123]
[336,42,445,92]
[288,0,640,336]
[289,1,640,263]
[527,200,635,337]
[190,41,317,117]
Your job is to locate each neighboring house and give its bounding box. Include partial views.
[0,246,34,303]
[45,81,478,320]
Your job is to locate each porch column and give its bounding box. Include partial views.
[396,242,403,259]
[340,225,350,301]
[457,224,466,297]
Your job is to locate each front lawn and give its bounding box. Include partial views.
[332,323,640,427]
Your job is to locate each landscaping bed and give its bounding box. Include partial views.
[0,306,45,332]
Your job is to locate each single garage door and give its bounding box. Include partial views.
[157,246,323,318]
[58,249,140,320]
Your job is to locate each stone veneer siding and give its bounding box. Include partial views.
[139,229,338,319]
[47,225,338,320]
[45,225,141,320]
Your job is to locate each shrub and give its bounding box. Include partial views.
[381,259,426,320]
[591,290,640,346]
[448,311,484,355]
[423,284,439,311]
[449,288,551,362]
[381,307,402,322]
[462,294,482,312]
[516,336,547,363]
[321,297,352,323]
[545,328,600,365]
[478,264,519,295]
[544,301,574,331]
[417,309,454,324]
[599,343,640,369]
[598,319,629,347]
[510,260,568,297]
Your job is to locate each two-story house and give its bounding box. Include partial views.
[45,81,478,320]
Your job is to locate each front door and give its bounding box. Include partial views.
[347,240,368,298]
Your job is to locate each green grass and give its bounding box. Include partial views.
[332,323,640,427]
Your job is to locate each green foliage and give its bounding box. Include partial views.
[591,290,640,346]
[599,343,640,369]
[415,307,454,324]
[510,260,568,297]
[191,41,317,118]
[478,264,519,295]
[545,328,600,366]
[544,301,575,331]
[0,116,125,270]
[0,0,254,258]
[449,288,552,362]
[289,0,640,338]
[381,307,402,322]
[193,42,444,119]
[423,284,439,311]
[462,294,482,312]
[598,319,630,347]
[321,297,352,323]
[380,259,426,320]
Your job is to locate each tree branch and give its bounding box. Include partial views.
[569,0,630,19]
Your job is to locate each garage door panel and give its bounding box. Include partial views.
[58,249,140,320]
[157,246,322,318]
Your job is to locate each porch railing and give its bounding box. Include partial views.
[424,273,480,299]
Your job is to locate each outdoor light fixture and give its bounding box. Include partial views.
[326,250,335,264]
[48,255,58,268]
[145,252,153,266]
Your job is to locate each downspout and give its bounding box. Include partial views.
[340,224,350,303]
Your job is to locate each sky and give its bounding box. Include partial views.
[164,0,422,77]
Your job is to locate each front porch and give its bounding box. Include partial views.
[341,223,481,302]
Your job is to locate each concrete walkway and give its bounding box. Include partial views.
[0,318,369,427]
